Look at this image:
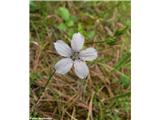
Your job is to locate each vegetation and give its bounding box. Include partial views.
[30,1,131,120]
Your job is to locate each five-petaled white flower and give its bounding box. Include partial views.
[54,32,97,79]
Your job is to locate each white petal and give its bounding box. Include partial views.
[71,32,84,52]
[54,40,72,57]
[55,58,73,74]
[74,60,89,79]
[79,47,97,61]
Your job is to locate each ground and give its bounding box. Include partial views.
[30,1,131,120]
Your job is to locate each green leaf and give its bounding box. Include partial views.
[78,23,84,33]
[30,71,41,85]
[120,74,130,88]
[67,29,74,38]
[87,31,95,39]
[66,19,74,27]
[58,23,67,31]
[30,1,36,12]
[57,7,70,21]
[106,37,117,46]
[77,23,87,36]
[70,15,77,22]
[114,52,131,70]
[114,26,128,37]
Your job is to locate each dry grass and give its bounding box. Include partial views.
[30,1,131,120]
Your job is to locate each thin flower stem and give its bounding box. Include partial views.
[31,70,55,112]
[77,78,88,99]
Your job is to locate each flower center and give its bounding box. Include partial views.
[71,52,80,61]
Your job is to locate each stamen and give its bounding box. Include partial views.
[71,52,80,60]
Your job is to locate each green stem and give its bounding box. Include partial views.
[31,70,55,112]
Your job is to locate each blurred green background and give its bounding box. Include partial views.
[30,1,130,120]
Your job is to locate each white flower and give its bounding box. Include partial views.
[54,32,97,79]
